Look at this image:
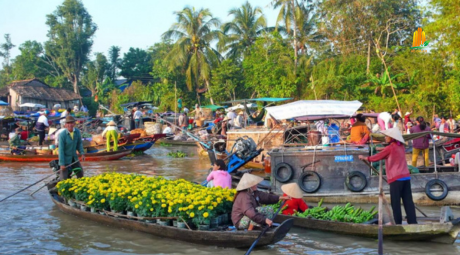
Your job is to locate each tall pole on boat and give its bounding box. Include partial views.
[378,162,384,255]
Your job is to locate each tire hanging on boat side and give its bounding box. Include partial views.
[425,179,448,201]
[273,162,294,183]
[345,171,367,192]
[297,171,321,193]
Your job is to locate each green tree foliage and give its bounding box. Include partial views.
[242,32,297,98]
[162,7,222,104]
[210,59,245,103]
[119,47,152,83]
[220,1,267,60]
[107,46,121,81]
[0,34,15,87]
[82,52,108,95]
[45,0,97,93]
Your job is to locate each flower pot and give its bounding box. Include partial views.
[198,224,210,231]
[111,210,119,217]
[80,204,88,211]
[127,211,136,217]
[172,220,178,227]
[157,219,171,226]
[220,214,228,225]
[177,221,187,229]
[99,211,106,215]
[144,219,157,224]
[210,218,219,228]
[67,199,76,207]
[90,207,97,213]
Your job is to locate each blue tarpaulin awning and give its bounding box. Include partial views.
[0,100,8,106]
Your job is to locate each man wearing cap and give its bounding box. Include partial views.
[359,128,417,225]
[35,111,49,145]
[232,173,290,230]
[58,116,85,180]
[133,107,143,129]
[102,120,119,152]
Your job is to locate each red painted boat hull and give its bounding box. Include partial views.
[0,149,132,162]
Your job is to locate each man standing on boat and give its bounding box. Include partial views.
[58,116,85,180]
[35,110,49,145]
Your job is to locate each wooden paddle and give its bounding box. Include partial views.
[245,201,286,255]
[0,160,80,203]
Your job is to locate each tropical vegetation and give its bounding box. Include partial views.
[1,0,460,118]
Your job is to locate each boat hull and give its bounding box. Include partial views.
[49,192,293,248]
[274,214,460,244]
[0,149,131,162]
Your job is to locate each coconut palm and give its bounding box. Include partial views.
[220,1,267,60]
[272,0,299,66]
[162,7,222,104]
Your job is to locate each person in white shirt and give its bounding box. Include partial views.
[163,123,173,135]
[54,128,66,146]
[183,107,189,114]
[35,111,49,145]
[60,108,71,127]
[133,107,143,129]
[377,112,393,131]
[101,120,119,152]
[226,109,237,127]
[73,105,79,113]
[233,111,245,129]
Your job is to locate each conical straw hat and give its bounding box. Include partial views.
[380,127,405,143]
[281,183,304,199]
[236,173,264,191]
[48,127,57,135]
[107,120,116,126]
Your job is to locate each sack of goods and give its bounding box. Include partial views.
[144,122,161,135]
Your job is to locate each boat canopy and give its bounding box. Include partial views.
[201,105,225,111]
[0,100,8,106]
[266,100,362,120]
[371,131,460,142]
[225,103,257,112]
[221,97,292,104]
[19,103,46,108]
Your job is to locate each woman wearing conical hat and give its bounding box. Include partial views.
[359,128,417,225]
[280,183,309,215]
[101,120,119,152]
[231,173,290,230]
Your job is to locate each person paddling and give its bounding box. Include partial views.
[231,173,290,230]
[359,128,417,225]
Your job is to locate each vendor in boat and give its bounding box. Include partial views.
[280,183,308,215]
[58,116,85,180]
[101,120,119,152]
[232,173,290,230]
[35,110,49,145]
[206,159,231,189]
[359,128,417,225]
[349,113,370,144]
[410,116,431,167]
[9,128,25,155]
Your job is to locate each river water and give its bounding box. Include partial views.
[1,145,459,255]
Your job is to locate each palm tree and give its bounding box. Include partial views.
[162,7,222,104]
[220,1,267,60]
[272,0,299,66]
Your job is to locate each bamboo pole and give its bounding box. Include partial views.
[378,162,384,255]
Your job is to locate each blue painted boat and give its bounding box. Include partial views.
[86,140,155,153]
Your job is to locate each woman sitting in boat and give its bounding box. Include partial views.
[232,173,290,230]
[206,159,231,189]
[359,128,417,225]
[349,113,370,144]
[9,128,25,155]
[280,183,308,215]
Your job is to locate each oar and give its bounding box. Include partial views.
[0,160,80,203]
[361,159,428,217]
[245,201,286,255]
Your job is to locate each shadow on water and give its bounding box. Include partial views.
[0,144,459,254]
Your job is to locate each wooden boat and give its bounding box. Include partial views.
[274,212,460,244]
[87,140,156,153]
[48,191,294,248]
[158,138,198,146]
[0,149,132,162]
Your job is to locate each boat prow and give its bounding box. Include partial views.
[49,191,292,248]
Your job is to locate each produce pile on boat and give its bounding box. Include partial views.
[294,200,377,223]
[56,173,235,225]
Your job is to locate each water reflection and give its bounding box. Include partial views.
[1,145,459,254]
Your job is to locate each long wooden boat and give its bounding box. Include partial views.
[158,138,198,146]
[49,191,293,248]
[87,140,156,153]
[0,149,132,162]
[274,213,460,244]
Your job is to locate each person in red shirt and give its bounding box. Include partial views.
[280,183,308,215]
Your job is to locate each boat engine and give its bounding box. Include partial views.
[233,137,257,159]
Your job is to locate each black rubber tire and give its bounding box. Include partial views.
[425,179,448,201]
[346,171,367,192]
[273,162,294,183]
[297,171,321,193]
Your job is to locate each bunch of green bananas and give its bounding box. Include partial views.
[294,200,377,223]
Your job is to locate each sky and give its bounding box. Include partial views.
[0,0,279,60]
